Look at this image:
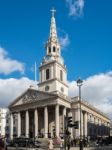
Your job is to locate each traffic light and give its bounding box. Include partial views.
[65,129,71,135]
[74,121,79,129]
[67,116,74,127]
[65,116,79,128]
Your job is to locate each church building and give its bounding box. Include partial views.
[9,10,110,140]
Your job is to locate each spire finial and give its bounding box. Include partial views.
[50,8,56,17]
[49,8,57,38]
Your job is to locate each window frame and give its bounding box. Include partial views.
[49,47,51,53]
[53,46,56,52]
[60,70,63,81]
[46,68,50,80]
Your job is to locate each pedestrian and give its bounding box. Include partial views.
[70,140,72,147]
[73,138,76,147]
[48,138,53,150]
[83,138,86,147]
[0,138,3,150]
[60,142,64,150]
[67,136,71,150]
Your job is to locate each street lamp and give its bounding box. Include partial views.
[77,78,83,150]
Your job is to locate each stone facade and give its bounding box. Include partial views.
[38,9,68,96]
[0,108,8,137]
[9,9,110,140]
[71,97,110,139]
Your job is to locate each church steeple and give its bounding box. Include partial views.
[38,9,68,96]
[46,9,61,58]
[50,8,57,38]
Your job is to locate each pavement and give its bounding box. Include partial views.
[54,146,112,150]
[6,146,112,150]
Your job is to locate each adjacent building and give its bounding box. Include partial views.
[0,108,8,137]
[110,123,112,137]
[9,9,110,140]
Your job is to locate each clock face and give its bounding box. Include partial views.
[45,86,50,91]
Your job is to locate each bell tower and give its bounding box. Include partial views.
[38,9,68,96]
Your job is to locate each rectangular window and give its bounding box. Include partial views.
[49,47,51,53]
[46,69,50,80]
[60,70,63,81]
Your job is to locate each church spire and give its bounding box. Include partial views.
[50,8,57,38]
[45,8,61,58]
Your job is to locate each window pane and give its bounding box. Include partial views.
[60,70,63,81]
[46,69,50,80]
[49,47,51,53]
[53,46,56,52]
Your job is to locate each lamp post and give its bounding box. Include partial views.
[77,78,83,150]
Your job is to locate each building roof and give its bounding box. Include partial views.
[71,96,110,120]
[8,86,71,110]
[9,87,57,108]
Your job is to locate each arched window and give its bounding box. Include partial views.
[53,46,56,52]
[60,70,63,81]
[46,69,50,80]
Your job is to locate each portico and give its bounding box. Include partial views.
[9,92,110,140]
[9,89,71,139]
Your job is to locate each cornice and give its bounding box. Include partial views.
[71,98,110,120]
[38,78,68,88]
[10,96,57,112]
[39,60,66,71]
[9,88,57,109]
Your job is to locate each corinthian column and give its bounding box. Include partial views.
[44,106,48,138]
[10,113,13,139]
[77,108,80,137]
[84,112,87,138]
[63,107,66,133]
[34,109,38,137]
[25,110,29,137]
[55,104,59,137]
[18,112,21,137]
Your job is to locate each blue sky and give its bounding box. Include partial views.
[0,0,112,80]
[0,0,112,117]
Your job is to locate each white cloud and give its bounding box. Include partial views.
[68,71,112,118]
[66,0,84,17]
[0,77,36,107]
[0,47,25,75]
[0,71,112,120]
[58,30,70,49]
[59,34,70,49]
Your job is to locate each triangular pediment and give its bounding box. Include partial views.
[9,88,57,108]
